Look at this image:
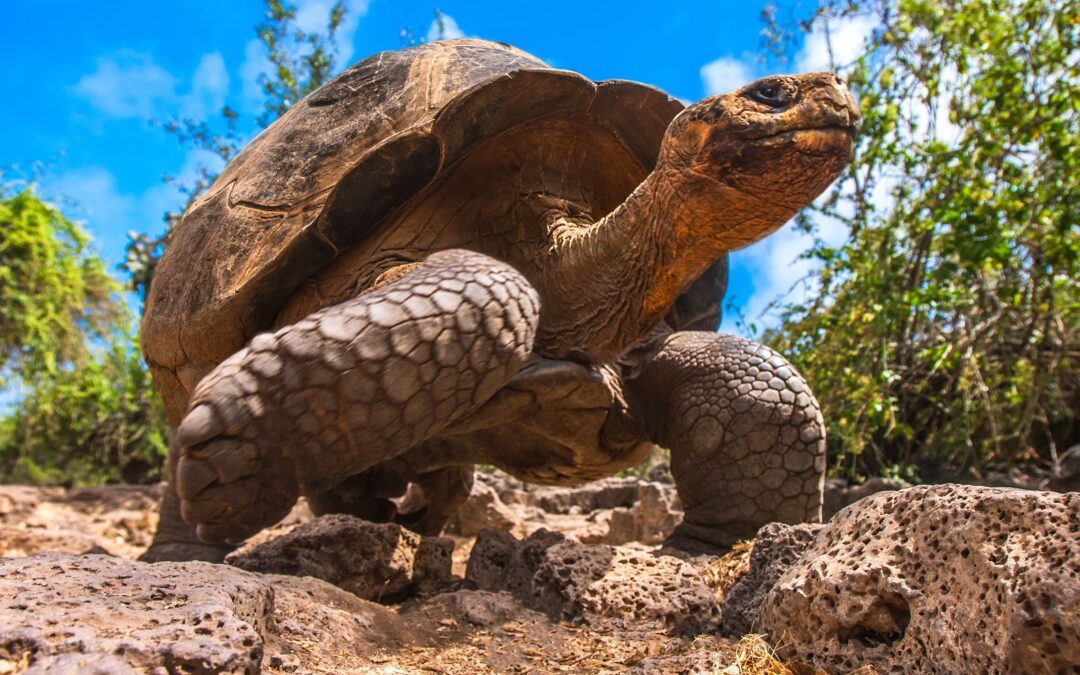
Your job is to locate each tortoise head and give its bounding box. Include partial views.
[657,72,858,249]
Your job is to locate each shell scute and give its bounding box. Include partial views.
[143,39,687,423]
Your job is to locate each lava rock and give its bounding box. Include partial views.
[0,552,411,673]
[445,480,527,537]
[602,482,682,545]
[762,485,1080,673]
[466,528,719,635]
[719,522,822,636]
[530,477,642,514]
[227,514,454,602]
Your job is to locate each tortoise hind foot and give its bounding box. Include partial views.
[174,249,539,545]
[661,522,745,557]
[391,465,474,536]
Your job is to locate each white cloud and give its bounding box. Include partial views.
[73,51,178,118]
[240,39,267,105]
[44,147,225,265]
[74,50,232,122]
[732,209,849,333]
[795,13,877,73]
[700,56,756,96]
[729,168,901,335]
[50,167,137,232]
[182,52,230,120]
[427,12,467,41]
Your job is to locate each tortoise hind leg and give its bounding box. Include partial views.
[170,249,538,546]
[392,465,474,535]
[305,462,473,537]
[305,466,403,525]
[626,331,826,554]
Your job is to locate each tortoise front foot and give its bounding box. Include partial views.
[139,486,235,563]
[627,332,827,556]
[174,249,539,545]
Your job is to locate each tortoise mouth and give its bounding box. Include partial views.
[752,123,857,143]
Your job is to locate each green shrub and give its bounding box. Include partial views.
[0,188,120,383]
[0,339,167,485]
[0,187,167,485]
[765,0,1079,480]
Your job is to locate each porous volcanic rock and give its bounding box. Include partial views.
[450,472,684,546]
[601,481,682,545]
[227,514,454,601]
[0,552,413,673]
[761,485,1080,674]
[719,522,822,636]
[530,477,643,513]
[466,528,719,635]
[445,480,530,537]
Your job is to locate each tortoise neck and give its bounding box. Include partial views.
[537,167,737,362]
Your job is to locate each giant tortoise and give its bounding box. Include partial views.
[140,39,857,562]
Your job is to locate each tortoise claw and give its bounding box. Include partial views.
[175,404,223,447]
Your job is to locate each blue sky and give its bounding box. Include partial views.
[1,0,874,332]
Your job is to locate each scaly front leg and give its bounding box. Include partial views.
[168,249,538,546]
[627,331,826,554]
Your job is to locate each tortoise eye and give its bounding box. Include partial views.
[748,82,792,107]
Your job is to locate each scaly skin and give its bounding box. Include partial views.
[169,249,538,545]
[144,69,855,560]
[626,331,826,553]
[139,478,232,563]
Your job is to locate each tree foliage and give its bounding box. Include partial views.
[256,0,347,127]
[0,188,121,384]
[0,188,166,485]
[0,338,167,486]
[766,0,1079,479]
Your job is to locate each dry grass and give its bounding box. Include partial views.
[723,634,793,674]
[722,634,858,675]
[703,539,754,602]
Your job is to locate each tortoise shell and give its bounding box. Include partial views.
[143,38,725,423]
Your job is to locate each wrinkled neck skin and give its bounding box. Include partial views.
[536,165,801,363]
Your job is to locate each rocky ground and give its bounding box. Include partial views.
[0,463,1077,674]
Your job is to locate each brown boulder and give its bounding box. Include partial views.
[719,522,822,636]
[444,480,530,537]
[227,514,454,601]
[466,528,719,635]
[762,485,1080,673]
[0,552,413,673]
[599,481,683,545]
